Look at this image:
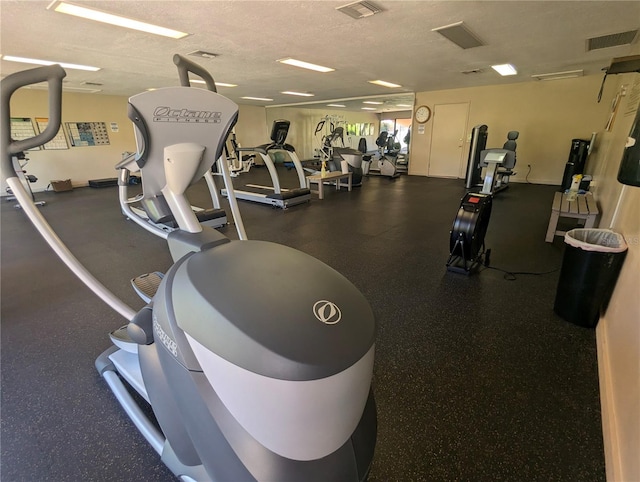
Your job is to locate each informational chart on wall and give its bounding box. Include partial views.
[65,121,110,147]
[10,117,40,150]
[35,117,69,150]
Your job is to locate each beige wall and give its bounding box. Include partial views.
[4,89,136,193]
[411,75,614,183]
[265,107,381,160]
[590,70,640,482]
[236,104,268,151]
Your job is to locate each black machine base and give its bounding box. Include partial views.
[446,245,491,275]
[89,177,118,188]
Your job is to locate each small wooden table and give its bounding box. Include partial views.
[545,192,599,242]
[306,171,352,199]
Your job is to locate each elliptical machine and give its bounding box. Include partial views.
[314,119,365,186]
[1,57,377,481]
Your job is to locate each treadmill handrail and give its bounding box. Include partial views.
[237,146,267,155]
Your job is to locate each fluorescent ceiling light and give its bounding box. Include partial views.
[26,82,101,93]
[368,80,401,88]
[61,86,102,93]
[363,101,383,105]
[277,58,334,73]
[241,96,273,102]
[47,1,189,39]
[190,79,237,87]
[327,104,346,108]
[531,70,583,81]
[362,107,376,111]
[2,55,100,71]
[396,104,412,107]
[281,91,314,97]
[491,64,517,76]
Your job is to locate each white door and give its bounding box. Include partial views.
[428,102,470,178]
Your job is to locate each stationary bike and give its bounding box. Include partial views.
[373,131,400,179]
[6,150,46,207]
[224,129,255,177]
[1,58,377,481]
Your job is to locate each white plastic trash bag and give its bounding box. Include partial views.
[564,229,627,253]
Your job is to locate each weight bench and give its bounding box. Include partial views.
[545,191,599,242]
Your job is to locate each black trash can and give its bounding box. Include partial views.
[554,229,627,328]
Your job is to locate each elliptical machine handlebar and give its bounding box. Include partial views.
[0,65,138,322]
[172,54,247,240]
[1,65,66,180]
[173,54,217,92]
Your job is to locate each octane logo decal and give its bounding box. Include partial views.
[153,106,221,123]
[313,300,342,325]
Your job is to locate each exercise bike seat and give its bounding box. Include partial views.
[358,137,372,161]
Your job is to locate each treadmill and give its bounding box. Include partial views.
[222,120,311,209]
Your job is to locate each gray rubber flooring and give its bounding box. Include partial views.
[1,167,604,481]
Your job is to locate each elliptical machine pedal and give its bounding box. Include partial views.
[109,325,137,354]
[131,271,164,303]
[446,192,492,275]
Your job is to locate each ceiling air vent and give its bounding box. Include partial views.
[462,69,483,74]
[587,30,638,51]
[188,50,218,59]
[82,81,103,86]
[336,1,382,19]
[432,21,485,49]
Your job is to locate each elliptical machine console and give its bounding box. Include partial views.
[1,56,377,481]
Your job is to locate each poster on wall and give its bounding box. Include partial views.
[35,117,69,150]
[65,121,110,147]
[10,117,40,150]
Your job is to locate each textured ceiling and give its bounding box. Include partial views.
[1,1,639,112]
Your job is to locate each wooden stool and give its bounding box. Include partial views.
[545,192,599,242]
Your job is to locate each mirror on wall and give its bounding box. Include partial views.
[264,93,415,166]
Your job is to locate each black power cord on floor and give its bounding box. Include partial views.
[483,265,559,281]
[481,248,559,280]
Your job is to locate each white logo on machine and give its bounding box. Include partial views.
[153,318,178,357]
[313,300,342,324]
[153,106,221,124]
